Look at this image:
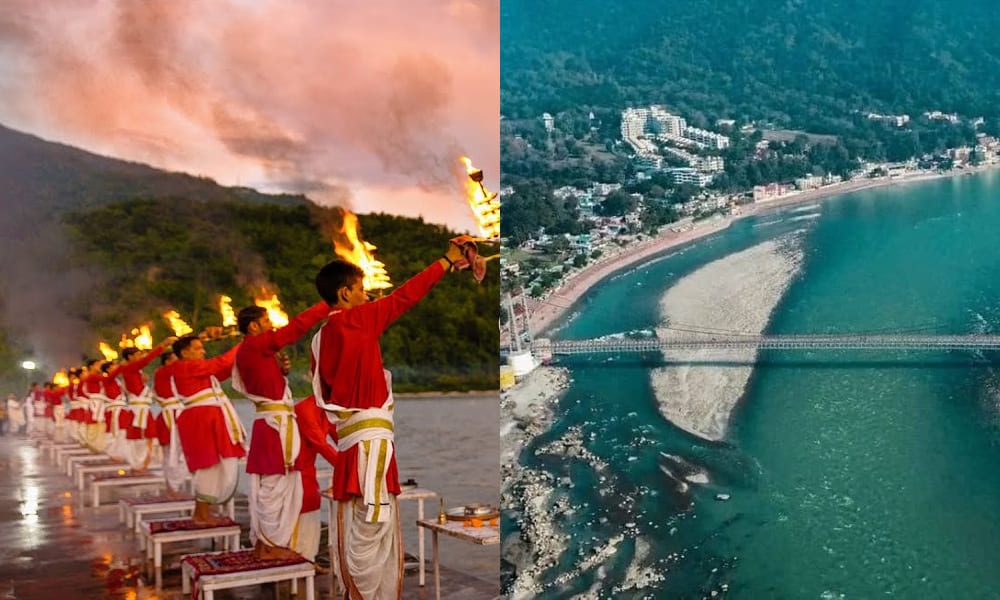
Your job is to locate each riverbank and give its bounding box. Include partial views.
[528,164,998,335]
[650,235,804,440]
[499,366,572,599]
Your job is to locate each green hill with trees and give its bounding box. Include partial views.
[0,124,498,393]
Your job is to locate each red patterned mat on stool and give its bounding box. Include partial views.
[121,494,194,505]
[181,550,310,600]
[147,517,238,534]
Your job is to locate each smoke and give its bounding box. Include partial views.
[0,0,499,232]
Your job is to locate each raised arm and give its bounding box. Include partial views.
[343,260,447,336]
[267,302,330,351]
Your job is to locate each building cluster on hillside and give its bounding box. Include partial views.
[621,106,729,186]
[501,104,1000,302]
[923,110,961,124]
[866,112,910,127]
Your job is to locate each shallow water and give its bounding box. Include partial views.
[514,170,1000,598]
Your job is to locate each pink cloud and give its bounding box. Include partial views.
[0,0,499,232]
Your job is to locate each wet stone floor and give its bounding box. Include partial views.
[0,433,498,599]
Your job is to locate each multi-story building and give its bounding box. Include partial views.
[668,168,712,187]
[684,126,731,149]
[753,183,796,202]
[650,106,686,136]
[662,145,698,166]
[696,155,725,172]
[542,112,555,133]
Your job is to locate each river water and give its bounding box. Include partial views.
[517,170,1000,598]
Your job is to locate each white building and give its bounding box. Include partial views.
[866,113,910,127]
[542,112,555,132]
[696,155,725,172]
[923,110,960,124]
[649,106,686,136]
[662,145,697,166]
[684,126,731,149]
[668,168,712,187]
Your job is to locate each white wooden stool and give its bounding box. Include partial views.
[90,472,165,507]
[140,517,241,589]
[66,452,108,476]
[181,549,315,600]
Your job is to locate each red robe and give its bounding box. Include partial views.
[117,347,165,440]
[240,301,329,475]
[152,364,176,447]
[313,261,445,501]
[81,373,109,425]
[44,387,66,419]
[171,344,244,471]
[294,396,339,513]
[97,371,128,433]
[66,383,82,422]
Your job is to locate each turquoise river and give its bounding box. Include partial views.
[518,169,1000,598]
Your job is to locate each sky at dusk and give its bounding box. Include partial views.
[0,0,499,233]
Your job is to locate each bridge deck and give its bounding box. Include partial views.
[535,335,1000,355]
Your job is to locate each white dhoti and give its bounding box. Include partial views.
[125,438,152,470]
[249,473,304,549]
[158,402,188,492]
[85,422,107,452]
[293,509,322,562]
[193,457,240,505]
[103,406,129,462]
[336,496,402,600]
[53,405,66,443]
[163,444,189,492]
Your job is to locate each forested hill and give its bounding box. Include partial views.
[501,0,1000,127]
[66,201,500,393]
[0,123,305,218]
[0,124,498,393]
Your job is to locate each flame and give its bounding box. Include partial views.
[333,211,393,292]
[118,333,135,349]
[133,324,153,350]
[460,156,500,239]
[254,290,289,328]
[98,342,119,361]
[218,295,237,327]
[162,310,194,336]
[53,371,69,387]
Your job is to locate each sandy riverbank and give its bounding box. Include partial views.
[528,165,998,335]
[650,235,804,440]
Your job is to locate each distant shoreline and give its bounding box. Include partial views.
[395,390,499,399]
[528,164,999,336]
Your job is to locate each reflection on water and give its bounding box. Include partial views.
[234,393,499,581]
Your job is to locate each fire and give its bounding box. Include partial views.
[460,156,500,239]
[133,324,153,350]
[98,342,119,361]
[53,371,69,387]
[218,295,237,327]
[333,211,393,292]
[118,333,135,349]
[162,310,194,336]
[254,290,289,328]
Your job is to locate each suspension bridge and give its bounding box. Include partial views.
[533,334,1000,356]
